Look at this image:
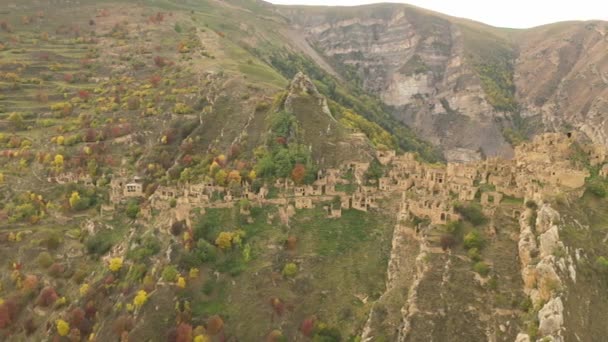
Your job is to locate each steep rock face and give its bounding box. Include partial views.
[515,22,608,145]
[276,5,514,161]
[276,5,608,160]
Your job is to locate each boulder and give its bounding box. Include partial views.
[539,226,563,258]
[538,297,564,338]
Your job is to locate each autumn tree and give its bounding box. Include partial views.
[69,191,81,208]
[112,315,134,337]
[56,319,70,336]
[215,232,234,249]
[175,323,193,342]
[37,286,59,307]
[291,163,306,184]
[267,330,285,342]
[206,315,224,335]
[270,297,285,316]
[0,299,18,328]
[150,75,161,87]
[176,276,186,289]
[153,56,167,67]
[108,257,123,272]
[133,290,148,309]
[440,234,456,251]
[8,112,25,131]
[78,90,91,102]
[53,154,64,172]
[300,316,316,337]
[227,170,241,185]
[286,236,297,251]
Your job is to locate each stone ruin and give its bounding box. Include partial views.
[89,131,603,227]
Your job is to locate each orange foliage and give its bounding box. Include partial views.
[175,323,193,342]
[206,315,224,335]
[291,163,306,184]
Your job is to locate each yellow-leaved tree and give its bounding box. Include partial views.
[108,257,123,272]
[215,232,234,249]
[56,319,70,336]
[79,283,90,297]
[194,335,209,342]
[53,154,64,171]
[69,191,80,208]
[133,290,148,309]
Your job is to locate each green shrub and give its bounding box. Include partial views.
[85,232,114,256]
[587,179,607,198]
[128,236,161,261]
[282,263,298,277]
[72,196,92,211]
[312,325,342,342]
[202,278,216,295]
[126,200,140,219]
[473,261,490,276]
[161,265,179,282]
[596,256,608,272]
[195,239,218,263]
[41,232,63,250]
[455,203,487,226]
[126,263,148,282]
[36,251,54,268]
[467,247,481,262]
[463,231,484,250]
[525,200,538,209]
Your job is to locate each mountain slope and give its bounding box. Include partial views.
[2,1,608,341]
[274,3,608,161]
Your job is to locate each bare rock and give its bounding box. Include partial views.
[536,205,561,234]
[538,297,564,339]
[539,226,563,258]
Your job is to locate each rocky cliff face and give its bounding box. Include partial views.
[276,4,608,161]
[515,22,608,145]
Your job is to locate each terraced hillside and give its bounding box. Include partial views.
[1,0,608,341]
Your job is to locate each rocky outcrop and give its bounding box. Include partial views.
[538,297,564,339]
[515,22,608,147]
[284,71,335,121]
[516,203,576,341]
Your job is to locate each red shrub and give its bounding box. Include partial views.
[300,317,315,337]
[149,75,161,87]
[440,234,456,251]
[269,297,285,316]
[0,303,12,328]
[206,315,224,335]
[175,323,193,342]
[153,56,167,68]
[84,301,97,320]
[0,21,12,33]
[36,287,58,307]
[78,90,91,101]
[291,164,306,184]
[112,315,133,337]
[286,236,297,251]
[23,316,37,335]
[84,128,97,142]
[70,308,85,327]
[48,262,65,278]
[181,155,193,166]
[275,136,287,145]
[63,73,74,83]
